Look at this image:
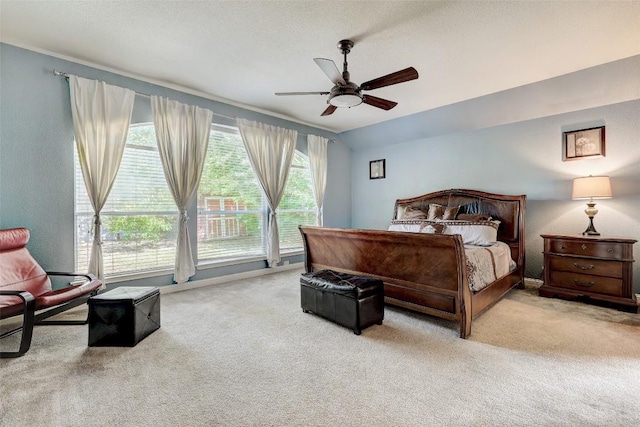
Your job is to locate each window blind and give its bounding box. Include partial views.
[197,125,265,262]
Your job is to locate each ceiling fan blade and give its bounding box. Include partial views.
[362,95,398,110]
[360,67,419,91]
[275,91,330,96]
[313,58,347,86]
[321,105,337,116]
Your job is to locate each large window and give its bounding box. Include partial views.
[197,125,264,262]
[76,122,318,277]
[197,125,316,262]
[75,124,178,276]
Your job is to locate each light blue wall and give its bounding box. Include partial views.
[343,77,640,289]
[0,43,351,287]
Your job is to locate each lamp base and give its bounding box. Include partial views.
[582,216,600,236]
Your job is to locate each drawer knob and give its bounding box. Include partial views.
[559,245,565,250]
[573,279,595,287]
[581,244,587,250]
[607,248,613,253]
[573,262,595,271]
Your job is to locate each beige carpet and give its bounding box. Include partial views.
[1,269,640,426]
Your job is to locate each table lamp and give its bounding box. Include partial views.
[572,175,612,236]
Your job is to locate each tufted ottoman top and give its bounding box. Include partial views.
[300,270,383,299]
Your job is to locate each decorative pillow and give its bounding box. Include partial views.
[441,220,501,246]
[456,213,492,221]
[403,206,428,219]
[419,222,446,234]
[427,203,459,221]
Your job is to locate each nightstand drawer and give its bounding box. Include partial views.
[548,239,624,259]
[549,271,623,297]
[549,240,624,259]
[548,256,622,278]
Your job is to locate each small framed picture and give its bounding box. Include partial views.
[369,159,386,179]
[563,126,605,161]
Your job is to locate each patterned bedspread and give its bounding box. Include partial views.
[465,242,516,292]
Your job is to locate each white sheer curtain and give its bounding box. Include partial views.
[307,135,329,226]
[69,75,135,282]
[151,96,213,283]
[236,118,297,267]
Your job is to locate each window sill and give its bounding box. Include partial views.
[105,268,175,284]
[197,250,304,270]
[281,249,304,257]
[197,255,267,270]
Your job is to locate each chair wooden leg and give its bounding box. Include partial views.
[0,291,36,358]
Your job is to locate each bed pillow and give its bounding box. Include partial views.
[427,203,459,220]
[441,220,501,246]
[403,206,428,219]
[395,205,407,219]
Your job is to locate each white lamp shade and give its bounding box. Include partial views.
[572,175,612,200]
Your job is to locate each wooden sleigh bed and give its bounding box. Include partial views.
[299,189,526,338]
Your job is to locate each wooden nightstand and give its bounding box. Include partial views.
[540,234,638,312]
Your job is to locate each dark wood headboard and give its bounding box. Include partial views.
[392,189,527,267]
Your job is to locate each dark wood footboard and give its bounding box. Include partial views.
[299,226,474,338]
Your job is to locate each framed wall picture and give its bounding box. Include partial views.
[563,126,605,161]
[369,159,385,179]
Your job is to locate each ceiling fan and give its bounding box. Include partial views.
[275,39,419,116]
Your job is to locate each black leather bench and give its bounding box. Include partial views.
[300,270,384,335]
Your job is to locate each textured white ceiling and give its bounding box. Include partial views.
[2,1,639,133]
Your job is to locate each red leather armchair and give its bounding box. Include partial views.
[0,228,102,357]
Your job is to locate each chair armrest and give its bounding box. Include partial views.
[0,290,36,357]
[46,272,98,282]
[0,289,36,303]
[0,289,36,318]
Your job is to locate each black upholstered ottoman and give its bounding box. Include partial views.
[300,270,384,335]
[88,286,160,347]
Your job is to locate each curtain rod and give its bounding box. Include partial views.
[53,69,334,142]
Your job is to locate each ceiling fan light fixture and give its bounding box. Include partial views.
[275,39,418,116]
[329,93,363,108]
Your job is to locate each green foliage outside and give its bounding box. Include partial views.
[105,215,174,242]
[103,124,316,246]
[126,124,157,147]
[279,156,316,210]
